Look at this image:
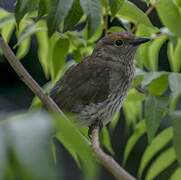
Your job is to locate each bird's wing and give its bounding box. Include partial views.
[50,57,110,112]
[50,64,76,98]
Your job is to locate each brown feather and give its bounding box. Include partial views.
[50,57,110,114]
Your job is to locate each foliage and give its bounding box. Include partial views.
[1,0,181,179]
[0,111,56,180]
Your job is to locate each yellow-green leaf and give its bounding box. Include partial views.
[156,0,181,37]
[138,127,173,178]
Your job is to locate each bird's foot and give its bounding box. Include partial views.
[88,120,103,139]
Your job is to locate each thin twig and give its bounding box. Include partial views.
[91,126,136,180]
[0,35,66,119]
[0,34,136,180]
[131,4,155,33]
[145,5,155,16]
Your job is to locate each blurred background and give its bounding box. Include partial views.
[0,0,180,180]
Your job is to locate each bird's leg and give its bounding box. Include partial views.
[88,120,103,138]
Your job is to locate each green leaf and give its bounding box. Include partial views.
[30,81,55,109]
[136,42,150,69]
[109,0,124,17]
[67,31,86,51]
[169,73,181,96]
[156,0,181,37]
[118,1,154,28]
[63,0,83,32]
[15,0,39,24]
[167,41,175,71]
[176,0,181,7]
[174,39,181,72]
[171,111,181,167]
[168,39,181,72]
[73,49,83,62]
[145,147,176,180]
[0,11,15,43]
[123,120,146,165]
[141,71,168,87]
[0,14,15,28]
[131,73,144,88]
[148,74,168,96]
[136,24,158,37]
[138,127,173,178]
[7,111,56,180]
[15,21,46,47]
[0,7,11,17]
[107,26,125,33]
[101,0,109,8]
[101,127,114,155]
[54,114,96,180]
[123,88,145,126]
[110,112,120,130]
[56,132,79,166]
[126,88,145,102]
[145,95,169,143]
[123,100,142,126]
[36,21,49,77]
[51,37,69,80]
[171,168,181,180]
[38,0,49,17]
[135,24,158,69]
[47,0,74,37]
[16,37,31,59]
[80,0,101,37]
[169,94,180,111]
[1,22,15,43]
[15,0,28,24]
[87,24,103,43]
[48,33,62,78]
[15,21,46,60]
[141,71,168,96]
[30,96,42,109]
[148,35,167,71]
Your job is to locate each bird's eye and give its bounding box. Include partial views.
[114,39,124,46]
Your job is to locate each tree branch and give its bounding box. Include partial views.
[0,34,136,180]
[91,126,136,180]
[0,35,66,118]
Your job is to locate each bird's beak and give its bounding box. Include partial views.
[131,37,151,46]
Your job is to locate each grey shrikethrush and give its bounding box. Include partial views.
[50,32,150,134]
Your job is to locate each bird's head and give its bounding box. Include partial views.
[93,31,150,62]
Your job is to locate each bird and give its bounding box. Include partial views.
[50,31,150,135]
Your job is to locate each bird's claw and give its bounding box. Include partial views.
[88,120,103,138]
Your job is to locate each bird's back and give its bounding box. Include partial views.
[50,55,134,126]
